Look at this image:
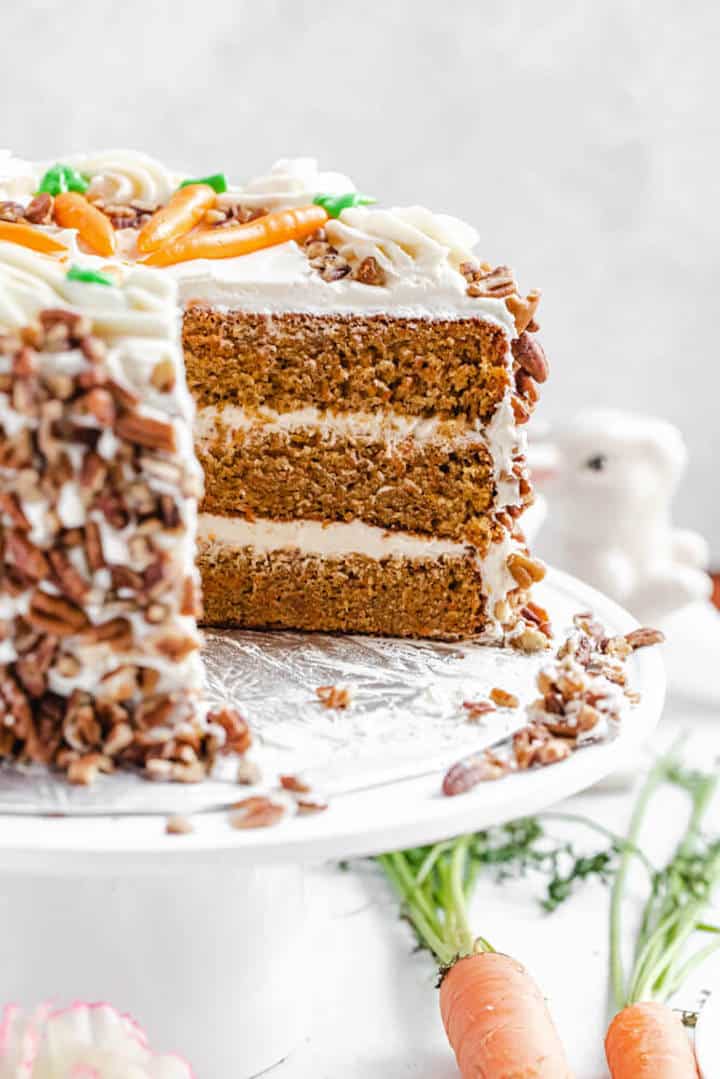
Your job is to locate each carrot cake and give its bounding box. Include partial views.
[0,151,550,645]
[0,240,248,781]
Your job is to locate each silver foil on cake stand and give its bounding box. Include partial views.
[0,584,591,816]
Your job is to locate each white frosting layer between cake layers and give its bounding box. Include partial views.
[195,393,523,510]
[198,513,520,633]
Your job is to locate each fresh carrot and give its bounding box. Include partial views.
[378,836,573,1078]
[604,743,720,1079]
[53,192,116,256]
[0,220,67,255]
[142,204,329,267]
[605,1002,698,1079]
[441,949,573,1078]
[136,183,217,255]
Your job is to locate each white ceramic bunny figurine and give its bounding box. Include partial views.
[537,409,711,624]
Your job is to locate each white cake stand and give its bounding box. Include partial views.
[0,570,665,1078]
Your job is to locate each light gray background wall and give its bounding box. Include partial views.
[2,0,719,556]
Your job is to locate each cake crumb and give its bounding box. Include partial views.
[316,684,353,710]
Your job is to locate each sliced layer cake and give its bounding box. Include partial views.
[0,152,551,644]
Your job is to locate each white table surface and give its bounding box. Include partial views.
[274,692,720,1079]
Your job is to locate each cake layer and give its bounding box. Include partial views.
[183,308,511,422]
[196,514,529,640]
[198,544,489,639]
[196,412,505,544]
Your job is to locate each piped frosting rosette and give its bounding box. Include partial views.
[0,1002,193,1078]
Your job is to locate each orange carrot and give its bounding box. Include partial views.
[54,192,116,256]
[605,1002,698,1078]
[440,951,573,1078]
[0,220,67,255]
[142,204,329,267]
[136,183,217,255]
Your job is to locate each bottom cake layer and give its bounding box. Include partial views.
[199,546,488,638]
[197,514,531,640]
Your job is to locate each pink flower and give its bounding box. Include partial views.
[0,1002,193,1078]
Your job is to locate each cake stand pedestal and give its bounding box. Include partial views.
[0,571,665,1078]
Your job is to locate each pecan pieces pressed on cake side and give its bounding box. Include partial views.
[0,309,250,784]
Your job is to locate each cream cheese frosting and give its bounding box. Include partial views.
[0,151,517,327]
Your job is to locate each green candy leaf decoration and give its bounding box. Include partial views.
[313,192,376,218]
[66,265,113,287]
[38,163,90,197]
[178,173,228,194]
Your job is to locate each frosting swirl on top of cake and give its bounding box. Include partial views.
[0,239,178,341]
[221,156,356,210]
[326,205,478,280]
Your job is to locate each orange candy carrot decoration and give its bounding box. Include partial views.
[0,221,67,255]
[54,192,116,257]
[143,204,329,267]
[440,951,574,1078]
[136,183,217,255]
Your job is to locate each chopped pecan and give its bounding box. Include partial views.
[67,752,113,786]
[535,738,573,766]
[98,665,138,703]
[296,796,329,814]
[513,723,551,769]
[465,264,517,299]
[39,308,91,344]
[351,256,386,286]
[84,520,105,571]
[47,549,90,604]
[150,358,176,393]
[229,796,285,829]
[279,773,310,793]
[0,492,30,530]
[6,532,50,582]
[507,551,546,588]
[77,616,133,649]
[76,388,116,427]
[506,289,541,335]
[442,751,509,795]
[462,699,496,721]
[208,706,252,755]
[153,633,199,661]
[0,201,26,222]
[24,193,54,225]
[511,332,549,383]
[316,684,353,709]
[103,721,134,755]
[625,627,665,650]
[115,411,176,453]
[490,687,519,709]
[14,635,57,698]
[515,368,539,405]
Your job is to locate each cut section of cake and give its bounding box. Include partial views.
[0,241,246,782]
[0,152,550,645]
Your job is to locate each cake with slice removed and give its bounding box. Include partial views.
[0,152,551,645]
